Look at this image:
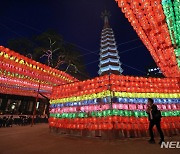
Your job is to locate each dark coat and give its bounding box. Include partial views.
[146,104,161,121]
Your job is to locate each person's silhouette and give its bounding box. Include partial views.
[146,98,164,144]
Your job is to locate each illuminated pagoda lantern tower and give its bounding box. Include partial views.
[98,10,123,75]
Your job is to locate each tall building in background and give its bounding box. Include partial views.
[98,10,123,76]
[147,67,164,77]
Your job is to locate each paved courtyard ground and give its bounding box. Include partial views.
[0,124,179,154]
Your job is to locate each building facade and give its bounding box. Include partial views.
[0,93,49,115]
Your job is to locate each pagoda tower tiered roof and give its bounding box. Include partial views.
[98,10,123,76]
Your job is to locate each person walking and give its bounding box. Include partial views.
[146,98,164,144]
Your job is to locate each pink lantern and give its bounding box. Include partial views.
[129,104,137,110]
[162,104,167,110]
[112,104,118,109]
[137,104,144,110]
[171,104,177,110]
[157,104,162,110]
[80,106,85,112]
[98,105,101,110]
[57,108,61,112]
[118,104,124,109]
[143,104,147,110]
[89,106,93,112]
[167,104,171,110]
[93,105,97,111]
[123,104,129,110]
[69,107,74,112]
[84,106,89,112]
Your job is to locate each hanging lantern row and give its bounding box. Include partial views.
[49,116,180,130]
[49,116,180,124]
[110,85,179,93]
[114,91,180,99]
[0,67,53,96]
[0,46,78,97]
[50,97,180,109]
[49,116,180,125]
[50,89,180,104]
[49,103,179,114]
[50,109,179,119]
[0,68,52,86]
[0,58,68,86]
[51,74,179,99]
[114,0,180,77]
[0,46,78,84]
[110,74,179,83]
[0,75,52,92]
[0,86,47,98]
[162,0,180,67]
[52,85,179,99]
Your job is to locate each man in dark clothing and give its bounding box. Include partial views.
[146,98,164,144]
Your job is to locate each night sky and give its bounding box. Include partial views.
[0,0,156,78]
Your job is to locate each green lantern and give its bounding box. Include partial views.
[134,111,139,117]
[112,109,119,116]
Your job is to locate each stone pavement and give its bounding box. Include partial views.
[0,124,179,154]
